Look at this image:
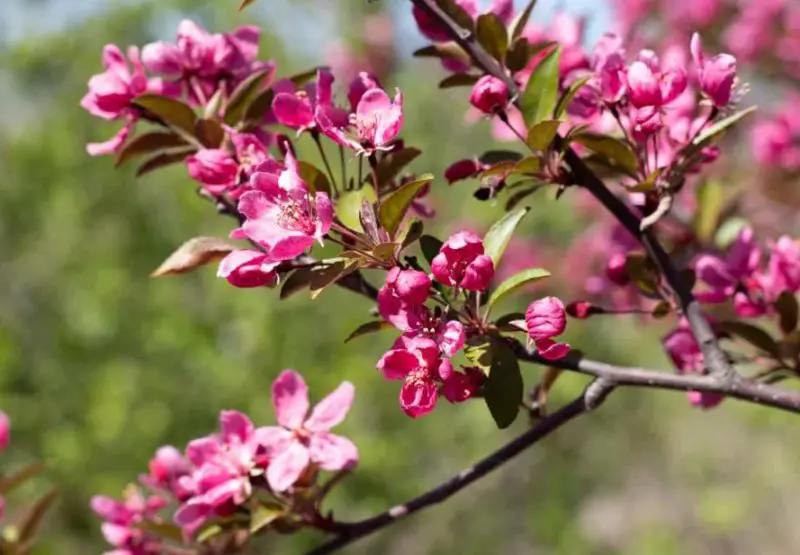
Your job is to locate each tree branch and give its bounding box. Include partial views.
[408,0,736,383]
[510,341,800,414]
[305,378,615,555]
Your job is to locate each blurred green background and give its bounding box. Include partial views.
[0,0,799,554]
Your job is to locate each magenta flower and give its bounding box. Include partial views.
[377,336,455,417]
[185,149,239,196]
[626,50,687,109]
[690,33,737,108]
[469,76,509,115]
[233,151,333,261]
[217,250,280,288]
[377,267,432,330]
[92,487,167,554]
[258,371,358,492]
[663,320,724,409]
[525,297,570,361]
[431,231,495,291]
[317,87,404,156]
[0,411,9,452]
[763,235,800,299]
[347,72,381,113]
[441,367,485,404]
[272,69,348,133]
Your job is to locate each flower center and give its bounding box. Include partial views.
[277,196,317,234]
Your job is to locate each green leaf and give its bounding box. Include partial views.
[244,88,276,124]
[378,174,433,238]
[483,206,530,265]
[465,336,493,373]
[132,94,197,136]
[692,106,757,147]
[419,235,444,266]
[345,321,395,343]
[194,118,225,148]
[714,217,749,249]
[624,252,660,295]
[397,217,424,250]
[718,320,780,357]
[150,237,234,278]
[413,43,470,64]
[114,132,187,167]
[17,486,58,542]
[554,74,592,119]
[136,521,184,542]
[336,188,377,232]
[487,268,551,312]
[479,150,523,165]
[249,503,285,534]
[375,147,422,187]
[136,149,195,177]
[476,13,508,63]
[694,180,724,242]
[775,291,799,334]
[309,260,355,299]
[280,267,314,300]
[572,133,638,176]
[510,0,539,40]
[297,161,331,195]
[519,46,561,126]
[484,339,523,429]
[439,73,481,89]
[225,68,272,124]
[239,0,258,10]
[436,0,476,31]
[196,523,223,544]
[0,462,46,495]
[526,120,560,151]
[505,38,533,73]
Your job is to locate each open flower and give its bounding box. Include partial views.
[272,68,349,133]
[377,267,432,330]
[626,50,687,109]
[525,297,570,360]
[663,319,724,409]
[185,148,239,196]
[233,151,333,261]
[431,231,495,291]
[93,487,167,553]
[690,33,737,108]
[259,371,358,492]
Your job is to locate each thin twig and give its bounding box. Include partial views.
[305,378,616,555]
[409,0,736,383]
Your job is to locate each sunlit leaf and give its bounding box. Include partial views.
[115,132,187,167]
[250,503,286,534]
[476,13,508,62]
[132,94,197,136]
[487,268,550,313]
[526,120,560,151]
[150,237,234,278]
[510,0,539,40]
[483,206,530,265]
[692,106,757,147]
[484,338,523,429]
[378,174,433,237]
[297,161,331,195]
[519,46,561,126]
[554,74,592,119]
[694,180,724,242]
[572,133,638,177]
[345,321,395,343]
[336,188,376,232]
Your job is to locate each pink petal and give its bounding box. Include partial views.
[309,432,358,470]
[272,93,314,129]
[438,320,465,357]
[535,339,570,361]
[694,255,733,289]
[266,440,309,492]
[356,88,392,119]
[271,370,310,429]
[219,410,255,444]
[251,426,294,454]
[314,191,334,240]
[268,234,316,261]
[305,382,355,432]
[376,349,418,380]
[315,68,335,107]
[399,379,439,418]
[101,523,135,547]
[185,436,221,466]
[236,190,272,221]
[86,122,133,156]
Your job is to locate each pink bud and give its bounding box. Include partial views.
[627,61,662,107]
[525,297,567,341]
[691,33,737,108]
[605,253,630,286]
[566,300,602,319]
[389,267,432,305]
[217,250,280,288]
[431,231,494,291]
[186,149,238,192]
[469,75,509,115]
[0,411,9,452]
[441,367,485,403]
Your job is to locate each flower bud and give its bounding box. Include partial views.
[525,297,567,341]
[431,231,495,291]
[469,75,509,115]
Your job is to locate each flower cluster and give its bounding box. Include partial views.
[94,371,357,552]
[751,94,800,173]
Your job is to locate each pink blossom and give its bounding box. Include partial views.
[259,371,358,492]
[317,87,404,155]
[377,336,456,417]
[663,320,724,409]
[233,151,333,261]
[764,236,800,297]
[694,227,761,309]
[441,367,485,403]
[228,128,275,184]
[217,250,280,288]
[626,51,687,109]
[0,411,9,452]
[469,76,509,114]
[185,149,239,196]
[378,267,432,330]
[92,487,167,553]
[431,231,495,291]
[690,33,737,108]
[398,307,466,358]
[272,69,348,133]
[347,72,381,113]
[140,446,192,501]
[525,297,570,360]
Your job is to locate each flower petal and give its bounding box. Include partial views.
[305,382,355,432]
[271,370,309,429]
[266,440,309,492]
[309,432,359,471]
[219,410,255,444]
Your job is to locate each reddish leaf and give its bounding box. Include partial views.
[150,237,235,278]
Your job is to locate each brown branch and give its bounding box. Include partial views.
[305,378,616,555]
[510,341,800,414]
[408,0,736,383]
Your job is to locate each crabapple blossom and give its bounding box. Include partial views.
[469,76,509,115]
[525,297,570,361]
[431,231,495,291]
[690,33,737,108]
[217,250,280,289]
[185,149,239,196]
[378,267,432,330]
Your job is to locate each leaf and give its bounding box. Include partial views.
[398,217,424,250]
[136,521,184,542]
[0,462,46,495]
[476,13,508,63]
[194,118,225,148]
[132,94,197,136]
[484,339,523,429]
[296,161,331,195]
[479,150,523,165]
[150,237,234,278]
[436,0,476,31]
[114,132,187,167]
[250,503,286,534]
[375,147,422,187]
[505,38,533,73]
[196,523,223,543]
[309,260,354,299]
[336,188,376,232]
[519,46,561,126]
[225,68,272,124]
[378,174,433,238]
[419,235,443,266]
[136,149,195,176]
[526,120,561,151]
[280,267,314,300]
[17,486,58,542]
[413,43,470,64]
[718,321,780,357]
[714,217,749,249]
[510,0,539,40]
[483,206,530,265]
[572,133,638,176]
[289,67,322,88]
[439,73,481,89]
[775,291,799,334]
[651,300,672,319]
[624,252,660,295]
[505,183,547,210]
[487,268,551,312]
[694,180,724,242]
[244,88,276,124]
[372,242,398,262]
[554,74,592,119]
[345,321,394,343]
[239,0,258,10]
[465,336,493,373]
[692,106,757,147]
